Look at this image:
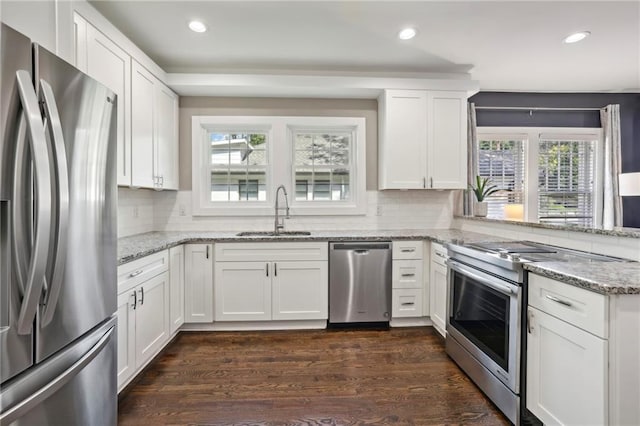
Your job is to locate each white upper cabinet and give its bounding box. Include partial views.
[378,89,468,190]
[154,80,179,190]
[427,91,467,189]
[131,59,179,190]
[131,60,156,188]
[74,14,132,186]
[73,13,178,190]
[378,90,428,189]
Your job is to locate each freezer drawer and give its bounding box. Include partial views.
[329,241,392,324]
[0,317,117,426]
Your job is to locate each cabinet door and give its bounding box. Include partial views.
[429,261,448,337]
[116,290,136,391]
[214,262,271,321]
[427,91,467,189]
[184,244,214,323]
[379,90,428,189]
[154,81,179,190]
[169,245,184,334]
[85,24,131,186]
[135,271,170,369]
[131,60,156,188]
[272,261,328,320]
[526,307,608,425]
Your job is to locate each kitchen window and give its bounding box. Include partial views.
[192,116,366,216]
[477,127,603,227]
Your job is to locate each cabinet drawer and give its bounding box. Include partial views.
[392,241,423,260]
[392,288,423,318]
[117,250,169,294]
[392,260,423,289]
[215,242,328,262]
[528,274,607,339]
[431,242,448,267]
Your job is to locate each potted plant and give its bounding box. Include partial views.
[469,176,499,217]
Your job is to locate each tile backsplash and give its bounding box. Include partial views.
[118,188,455,236]
[117,188,155,237]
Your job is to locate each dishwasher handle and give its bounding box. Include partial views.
[331,242,390,251]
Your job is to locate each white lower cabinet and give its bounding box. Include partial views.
[184,244,214,323]
[429,242,448,337]
[526,273,640,426]
[134,272,171,368]
[214,261,271,321]
[169,245,185,334]
[116,252,170,392]
[391,241,426,319]
[214,242,328,322]
[271,261,328,320]
[526,306,607,425]
[116,290,136,389]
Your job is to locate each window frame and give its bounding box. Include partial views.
[476,127,604,227]
[192,116,366,216]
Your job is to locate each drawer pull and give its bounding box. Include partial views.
[401,302,415,306]
[401,273,416,277]
[435,251,447,259]
[131,291,137,310]
[139,287,144,305]
[128,269,143,278]
[546,294,572,307]
[401,248,415,253]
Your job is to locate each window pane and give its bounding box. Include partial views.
[477,139,525,219]
[293,130,354,203]
[209,130,268,202]
[331,168,350,200]
[538,139,595,227]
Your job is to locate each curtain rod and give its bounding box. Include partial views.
[474,106,604,112]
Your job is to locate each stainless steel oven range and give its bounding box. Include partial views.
[444,241,565,425]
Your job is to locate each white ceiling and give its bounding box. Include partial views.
[90,0,640,92]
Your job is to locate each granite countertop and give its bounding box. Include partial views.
[117,229,502,264]
[524,261,640,295]
[118,229,640,295]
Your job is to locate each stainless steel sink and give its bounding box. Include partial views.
[235,231,312,237]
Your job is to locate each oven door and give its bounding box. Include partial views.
[446,259,521,393]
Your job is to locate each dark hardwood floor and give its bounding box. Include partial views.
[118,327,509,425]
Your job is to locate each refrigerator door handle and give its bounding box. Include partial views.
[39,79,69,327]
[0,325,114,425]
[14,70,53,335]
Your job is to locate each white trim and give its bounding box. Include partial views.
[477,126,603,227]
[192,116,367,216]
[180,320,327,331]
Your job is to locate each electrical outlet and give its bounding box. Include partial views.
[179,204,186,216]
[133,206,139,218]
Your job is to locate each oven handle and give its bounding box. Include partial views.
[446,260,517,296]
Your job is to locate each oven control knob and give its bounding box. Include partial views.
[511,253,521,261]
[498,249,509,258]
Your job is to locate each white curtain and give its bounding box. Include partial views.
[466,102,478,215]
[601,104,623,229]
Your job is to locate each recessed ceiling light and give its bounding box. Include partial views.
[188,20,207,33]
[398,28,417,40]
[563,31,590,44]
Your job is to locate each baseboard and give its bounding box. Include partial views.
[390,317,433,327]
[180,319,327,331]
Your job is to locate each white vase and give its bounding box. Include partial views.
[474,201,488,217]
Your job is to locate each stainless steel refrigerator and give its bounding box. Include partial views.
[0,23,117,425]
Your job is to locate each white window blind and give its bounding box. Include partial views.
[477,139,525,219]
[537,136,596,227]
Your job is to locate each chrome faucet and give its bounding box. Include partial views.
[274,184,290,235]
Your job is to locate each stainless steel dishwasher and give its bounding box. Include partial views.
[329,241,392,324]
